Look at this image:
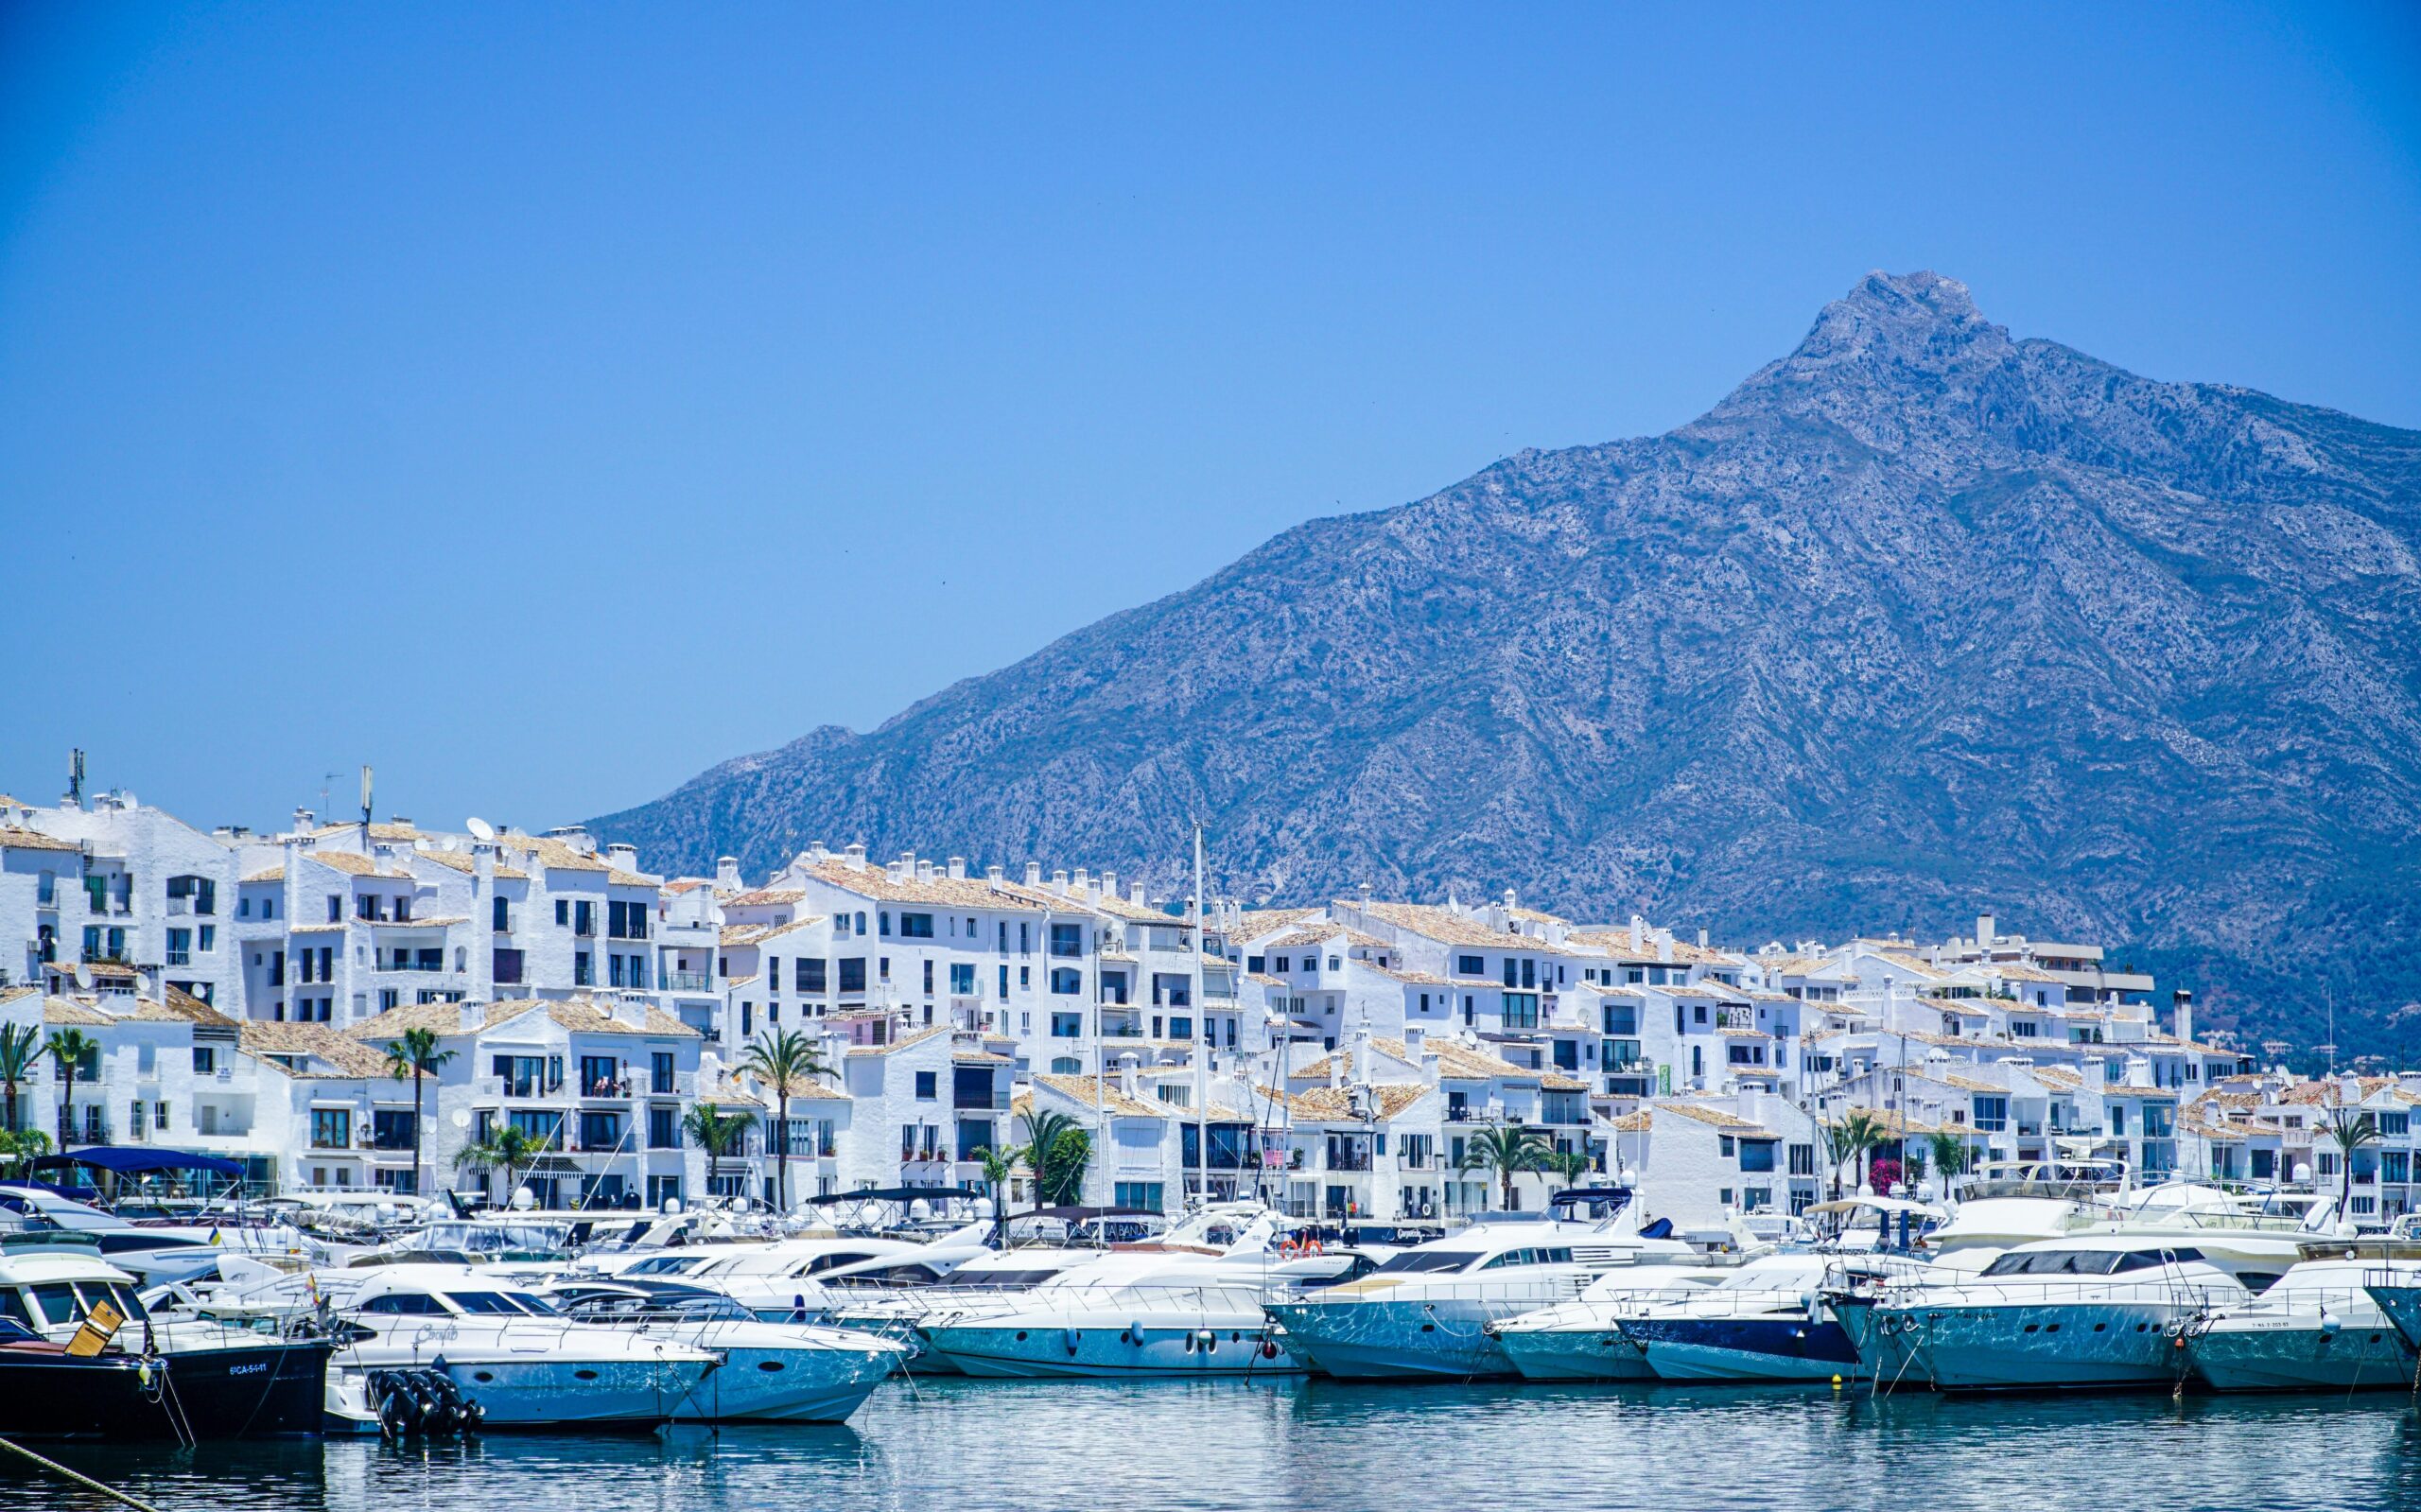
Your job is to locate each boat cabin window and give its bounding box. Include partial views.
[627,1255,710,1276]
[507,1293,565,1316]
[1370,1250,1482,1276]
[800,1252,880,1276]
[955,1269,1064,1288]
[26,1283,84,1326]
[1980,1248,2178,1277]
[443,1291,525,1314]
[1477,1247,1574,1270]
[0,1291,33,1330]
[358,1292,448,1314]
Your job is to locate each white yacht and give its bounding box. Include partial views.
[1486,1264,1728,1381]
[1,1183,327,1285]
[1618,1252,1928,1382]
[2184,1251,2414,1392]
[548,1284,906,1420]
[1263,1208,1705,1380]
[1832,1234,2248,1392]
[1923,1158,2134,1264]
[915,1206,1309,1378]
[333,1264,721,1428]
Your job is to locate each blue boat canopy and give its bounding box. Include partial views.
[30,1146,245,1177]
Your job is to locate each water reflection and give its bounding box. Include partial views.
[9,1379,2420,1512]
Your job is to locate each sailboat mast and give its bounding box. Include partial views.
[1193,821,1208,1210]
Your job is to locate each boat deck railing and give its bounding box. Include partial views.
[1841,1279,2246,1309]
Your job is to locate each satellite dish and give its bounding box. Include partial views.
[465,816,496,843]
[449,1108,472,1130]
[74,962,93,990]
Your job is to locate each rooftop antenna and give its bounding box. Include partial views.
[65,748,84,806]
[466,816,496,843]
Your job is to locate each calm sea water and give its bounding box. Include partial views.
[13,1378,2421,1512]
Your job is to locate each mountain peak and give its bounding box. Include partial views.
[1782,269,2010,375]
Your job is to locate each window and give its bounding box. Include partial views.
[1052,1056,1081,1074]
[950,962,975,996]
[1050,967,1082,995]
[801,958,827,993]
[1788,1143,1816,1177]
[1457,955,1484,976]
[311,1109,351,1149]
[1246,955,1265,973]
[1114,1182,1165,1211]
[193,1046,216,1074]
[1738,1140,1776,1173]
[327,895,342,923]
[838,958,866,993]
[580,1112,623,1150]
[573,901,596,937]
[1500,992,1539,1029]
[649,1105,679,1149]
[2380,1112,2411,1138]
[574,952,592,987]
[1973,1096,2009,1132]
[1602,1003,1637,1035]
[493,896,511,931]
[492,948,525,985]
[1050,923,1083,959]
[1051,1013,1084,1038]
[899,912,934,939]
[914,1070,937,1100]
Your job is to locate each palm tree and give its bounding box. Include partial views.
[43,1028,97,1149]
[2321,1101,2381,1216]
[381,1026,455,1201]
[682,1102,754,1204]
[740,1029,831,1214]
[1545,1147,1594,1194]
[1820,1110,1889,1200]
[0,1023,45,1137]
[451,1122,544,1206]
[1018,1109,1091,1208]
[1925,1128,1972,1198]
[1458,1123,1554,1210]
[971,1145,1019,1247]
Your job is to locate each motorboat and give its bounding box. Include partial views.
[914,1206,1312,1378]
[1617,1253,1927,1382]
[0,1249,332,1439]
[1923,1157,2133,1263]
[2184,1250,2414,1392]
[1485,1264,1729,1381]
[1263,1197,1709,1380]
[1,1182,326,1284]
[1831,1234,2248,1392]
[543,1283,906,1421]
[332,1264,720,1429]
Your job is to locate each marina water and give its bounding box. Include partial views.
[13,1378,2421,1512]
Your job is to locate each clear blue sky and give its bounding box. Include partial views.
[3,3,2416,838]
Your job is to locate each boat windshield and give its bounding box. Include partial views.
[22,1278,150,1327]
[1981,1247,2199,1277]
[1370,1250,1481,1277]
[506,1292,565,1316]
[624,1255,714,1276]
[443,1291,530,1314]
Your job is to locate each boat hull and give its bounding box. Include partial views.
[922,1321,1302,1379]
[0,1337,332,1440]
[1624,1316,1862,1382]
[1263,1297,1523,1380]
[1846,1299,2195,1393]
[395,1355,714,1428]
[672,1345,898,1422]
[1491,1326,1657,1382]
[2186,1321,2413,1393]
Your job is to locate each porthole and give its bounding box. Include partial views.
[574,1369,599,1381]
[1015,1331,1029,1342]
[2045,1324,2060,1333]
[2023,1324,2039,1334]
[759,1361,786,1372]
[473,1371,496,1383]
[2092,1323,2105,1332]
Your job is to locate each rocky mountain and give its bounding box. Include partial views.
[595,272,2421,1055]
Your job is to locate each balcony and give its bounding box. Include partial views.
[165,949,191,967]
[661,970,712,993]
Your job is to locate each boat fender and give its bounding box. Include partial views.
[1196,1329,1216,1353]
[1065,1328,1081,1356]
[1125,1323,1142,1345]
[1260,1339,1280,1360]
[2320,1311,2343,1336]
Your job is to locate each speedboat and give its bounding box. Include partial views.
[333,1264,720,1429]
[1263,1201,1706,1380]
[1487,1264,1729,1381]
[824,1243,1120,1371]
[2,1183,327,1284]
[1831,1235,2248,1392]
[1923,1158,2132,1262]
[0,1249,332,1439]
[546,1283,906,1420]
[2185,1251,2414,1392]
[1617,1254,1926,1382]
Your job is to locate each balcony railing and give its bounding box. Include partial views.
[165,950,191,966]
[661,971,712,993]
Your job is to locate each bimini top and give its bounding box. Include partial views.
[30,1147,245,1178]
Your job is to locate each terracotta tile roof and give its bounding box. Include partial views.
[1263,1083,1430,1122]
[1539,1071,1591,1091]
[1367,965,1456,986]
[299,849,408,878]
[2025,1066,2087,1091]
[41,998,111,1026]
[952,1050,1014,1066]
[412,849,529,881]
[1611,1111,1652,1131]
[528,998,701,1039]
[726,888,806,908]
[1346,902,1524,949]
[128,986,240,1028]
[1031,1071,1164,1119]
[1652,1103,1770,1133]
[242,1020,392,1078]
[1232,909,1324,941]
[798,859,1052,912]
[721,919,822,947]
[502,834,610,875]
[241,866,286,884]
[310,822,423,843]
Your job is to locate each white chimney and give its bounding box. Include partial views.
[1131,880,1146,905]
[1976,914,1996,948]
[2172,988,2194,1047]
[1023,861,1043,886]
[1740,1084,1763,1125]
[458,999,484,1033]
[1629,915,1645,952]
[948,857,966,880]
[1100,870,1116,898]
[843,843,867,870]
[1118,1053,1140,1101]
[715,856,741,891]
[1402,1025,1424,1059]
[916,860,934,882]
[606,843,638,872]
[1052,868,1070,893]
[1073,867,1090,895]
[1698,928,1709,950]
[986,864,1004,883]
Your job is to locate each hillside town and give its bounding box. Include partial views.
[2,788,2407,1229]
